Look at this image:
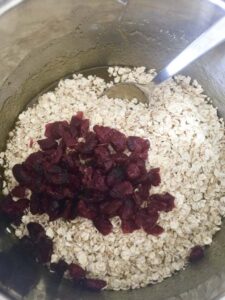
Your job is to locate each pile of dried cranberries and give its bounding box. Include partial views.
[1,112,175,236]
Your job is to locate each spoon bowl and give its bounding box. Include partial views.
[104,16,225,103]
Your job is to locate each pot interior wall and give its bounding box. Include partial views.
[0,0,225,299]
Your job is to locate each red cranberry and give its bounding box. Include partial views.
[50,260,68,274]
[93,217,113,235]
[80,119,90,137]
[127,136,150,153]
[106,167,125,187]
[189,246,204,263]
[38,138,58,150]
[126,163,141,180]
[11,186,26,198]
[93,125,113,143]
[92,170,107,192]
[12,164,32,186]
[150,193,175,212]
[27,222,45,241]
[119,199,135,220]
[122,219,140,233]
[79,132,98,154]
[110,181,133,199]
[70,112,83,137]
[83,278,106,291]
[45,121,69,140]
[110,129,127,152]
[100,199,122,217]
[147,168,161,186]
[144,224,164,235]
[69,263,86,280]
[77,200,97,220]
[35,236,53,263]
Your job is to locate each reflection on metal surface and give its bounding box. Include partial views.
[165,16,225,77]
[0,0,24,16]
[209,0,225,10]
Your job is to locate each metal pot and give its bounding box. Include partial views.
[0,0,225,299]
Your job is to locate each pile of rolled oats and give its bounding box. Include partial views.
[1,66,225,290]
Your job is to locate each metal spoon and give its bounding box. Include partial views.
[104,16,225,104]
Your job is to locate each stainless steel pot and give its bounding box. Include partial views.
[0,0,225,299]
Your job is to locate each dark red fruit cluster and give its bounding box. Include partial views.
[3,112,175,235]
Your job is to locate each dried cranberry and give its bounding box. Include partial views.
[11,185,26,198]
[111,153,129,165]
[94,145,110,161]
[62,131,76,148]
[35,236,53,263]
[144,224,164,235]
[45,121,69,139]
[110,129,127,152]
[30,193,44,215]
[62,199,76,220]
[137,182,151,201]
[70,112,83,136]
[96,156,114,172]
[27,222,45,241]
[0,195,15,216]
[93,217,113,235]
[46,199,64,221]
[24,151,45,172]
[12,164,32,186]
[110,181,133,199]
[85,191,105,203]
[147,168,161,186]
[82,167,93,189]
[127,136,150,153]
[93,125,113,143]
[91,170,107,192]
[49,172,69,185]
[132,192,143,206]
[48,146,63,164]
[69,263,86,280]
[122,219,139,233]
[77,200,97,220]
[80,119,90,137]
[119,199,135,220]
[141,211,159,233]
[126,163,141,180]
[38,138,58,150]
[100,199,122,217]
[106,167,125,187]
[80,132,98,154]
[134,209,144,227]
[50,260,68,274]
[150,193,175,212]
[189,246,204,263]
[83,278,106,291]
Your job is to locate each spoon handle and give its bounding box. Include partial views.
[153,16,225,85]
